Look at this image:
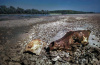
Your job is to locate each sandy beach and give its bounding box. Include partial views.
[0,14,100,65]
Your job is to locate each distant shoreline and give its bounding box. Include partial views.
[0,14,52,21]
[0,13,100,21]
[0,5,95,15]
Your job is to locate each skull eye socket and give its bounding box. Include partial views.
[51,42,54,46]
[73,37,81,43]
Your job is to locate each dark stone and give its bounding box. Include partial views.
[52,61,56,64]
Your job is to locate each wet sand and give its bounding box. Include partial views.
[0,14,100,65]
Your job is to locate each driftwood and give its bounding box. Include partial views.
[48,30,91,52]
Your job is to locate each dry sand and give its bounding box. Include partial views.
[0,14,100,65]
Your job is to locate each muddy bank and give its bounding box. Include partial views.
[0,14,100,65]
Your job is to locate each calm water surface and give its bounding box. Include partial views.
[0,14,52,21]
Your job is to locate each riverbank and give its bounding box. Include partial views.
[0,14,100,65]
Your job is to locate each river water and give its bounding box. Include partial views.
[0,14,52,21]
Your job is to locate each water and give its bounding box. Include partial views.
[0,14,95,21]
[0,14,51,21]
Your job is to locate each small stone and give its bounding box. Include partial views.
[93,43,95,45]
[3,56,9,61]
[65,53,70,57]
[92,38,94,40]
[11,56,21,61]
[96,45,98,47]
[9,62,14,65]
[30,62,36,65]
[52,56,60,61]
[0,61,7,65]
[0,45,3,51]
[14,63,21,65]
[23,60,28,65]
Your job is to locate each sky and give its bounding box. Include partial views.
[0,0,100,12]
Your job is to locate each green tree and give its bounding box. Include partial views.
[25,9,32,14]
[16,7,24,14]
[31,9,39,14]
[0,5,8,14]
[8,6,16,14]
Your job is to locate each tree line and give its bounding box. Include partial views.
[0,5,94,14]
[0,5,49,14]
[50,10,94,14]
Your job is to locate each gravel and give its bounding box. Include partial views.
[0,14,100,65]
